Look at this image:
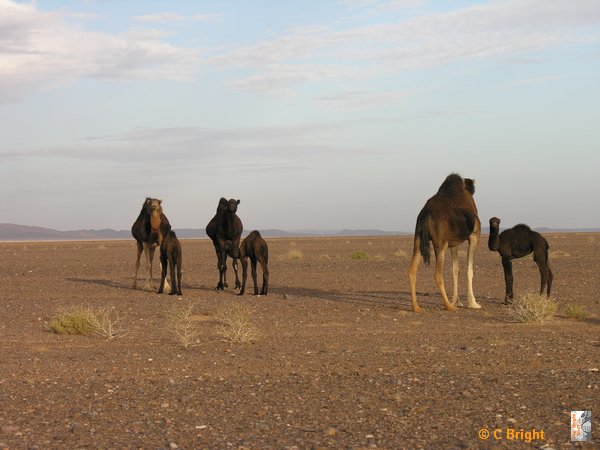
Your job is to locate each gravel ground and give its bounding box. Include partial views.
[0,234,598,449]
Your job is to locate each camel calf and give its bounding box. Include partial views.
[158,231,182,296]
[239,230,269,296]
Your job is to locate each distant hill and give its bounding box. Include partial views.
[0,223,406,241]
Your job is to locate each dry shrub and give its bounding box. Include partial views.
[89,307,127,339]
[549,250,571,258]
[49,307,97,335]
[166,301,200,349]
[320,254,331,261]
[216,304,259,343]
[287,249,304,260]
[563,303,589,320]
[394,249,408,258]
[351,251,369,260]
[507,292,558,323]
[50,306,126,338]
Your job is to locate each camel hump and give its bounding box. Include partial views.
[437,173,466,197]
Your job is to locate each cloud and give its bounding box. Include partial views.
[1,122,357,170]
[132,12,219,23]
[314,90,408,109]
[0,0,199,103]
[210,0,600,93]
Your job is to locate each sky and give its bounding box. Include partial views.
[1,0,599,232]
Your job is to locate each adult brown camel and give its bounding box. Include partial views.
[238,230,269,296]
[488,217,553,304]
[407,174,482,312]
[205,198,243,290]
[132,197,171,291]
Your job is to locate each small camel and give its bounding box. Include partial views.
[238,230,269,296]
[488,217,553,304]
[157,230,183,296]
[407,174,481,312]
[205,198,243,290]
[132,198,171,290]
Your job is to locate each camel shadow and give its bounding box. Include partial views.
[66,277,133,291]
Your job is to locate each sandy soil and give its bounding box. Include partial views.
[0,234,598,450]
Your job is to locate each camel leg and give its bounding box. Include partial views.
[465,233,481,309]
[238,256,248,296]
[501,256,514,304]
[450,246,462,307]
[143,243,155,290]
[260,258,269,295]
[407,237,423,313]
[433,242,456,311]
[534,251,551,298]
[168,256,177,295]
[251,258,259,295]
[133,241,143,289]
[157,251,167,294]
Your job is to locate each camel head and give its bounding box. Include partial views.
[227,198,240,213]
[464,178,475,195]
[146,198,162,214]
[489,217,501,230]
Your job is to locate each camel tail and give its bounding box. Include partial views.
[415,209,432,266]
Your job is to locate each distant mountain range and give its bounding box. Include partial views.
[1,223,597,242]
[0,223,406,241]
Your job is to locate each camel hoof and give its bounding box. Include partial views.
[445,304,458,312]
[413,306,424,313]
[467,302,482,309]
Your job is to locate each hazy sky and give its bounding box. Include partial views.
[1,0,599,232]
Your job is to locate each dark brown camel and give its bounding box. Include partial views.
[205,198,243,290]
[132,198,171,291]
[238,230,269,296]
[488,217,553,304]
[157,230,183,296]
[407,174,481,312]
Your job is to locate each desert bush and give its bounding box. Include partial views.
[351,251,370,260]
[506,292,558,323]
[216,304,259,343]
[393,249,408,258]
[563,303,589,320]
[49,307,97,335]
[320,254,331,261]
[50,306,126,338]
[166,301,200,349]
[89,307,127,339]
[286,249,304,260]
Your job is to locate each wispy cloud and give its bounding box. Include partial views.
[314,90,408,109]
[0,0,199,103]
[210,0,600,94]
[132,12,219,23]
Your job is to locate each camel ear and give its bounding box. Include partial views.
[236,200,240,205]
[158,199,162,204]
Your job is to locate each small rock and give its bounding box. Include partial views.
[169,443,178,449]
[325,427,337,436]
[161,402,169,408]
[283,293,295,300]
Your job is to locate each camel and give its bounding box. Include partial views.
[238,230,269,296]
[488,217,553,304]
[407,173,481,312]
[157,230,183,296]
[131,197,171,291]
[205,198,243,290]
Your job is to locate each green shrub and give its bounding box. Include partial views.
[351,251,370,260]
[49,307,97,335]
[563,304,589,320]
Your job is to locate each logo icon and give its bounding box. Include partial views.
[571,411,592,442]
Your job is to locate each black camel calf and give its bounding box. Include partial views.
[158,230,182,296]
[239,230,269,296]
[488,217,553,303]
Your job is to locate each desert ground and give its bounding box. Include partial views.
[0,234,598,450]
